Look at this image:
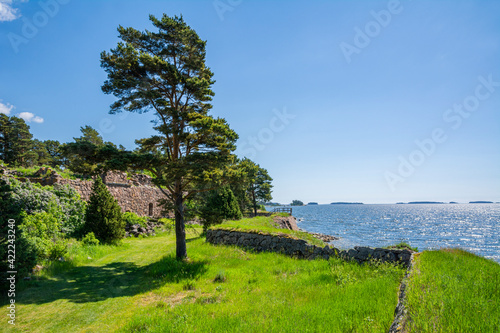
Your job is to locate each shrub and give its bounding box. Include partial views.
[0,178,37,283]
[19,211,68,260]
[200,186,242,231]
[50,184,86,236]
[123,211,148,227]
[81,232,100,246]
[84,177,125,244]
[6,177,86,237]
[158,218,175,233]
[0,177,85,281]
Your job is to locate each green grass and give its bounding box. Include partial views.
[271,212,291,217]
[211,216,326,247]
[10,165,78,180]
[1,230,405,332]
[384,242,418,252]
[405,249,500,332]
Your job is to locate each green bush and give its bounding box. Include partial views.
[6,177,86,236]
[0,179,37,282]
[84,177,125,244]
[123,211,148,227]
[158,218,175,233]
[81,232,100,246]
[0,177,84,281]
[19,211,68,260]
[200,186,242,231]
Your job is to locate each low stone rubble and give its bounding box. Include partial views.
[124,221,163,238]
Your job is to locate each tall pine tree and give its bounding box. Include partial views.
[101,14,238,259]
[0,114,37,166]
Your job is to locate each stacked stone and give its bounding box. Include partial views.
[124,221,162,238]
[338,246,412,267]
[206,229,339,260]
[206,229,414,268]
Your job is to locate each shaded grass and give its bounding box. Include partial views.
[0,231,404,333]
[211,216,326,246]
[405,249,500,332]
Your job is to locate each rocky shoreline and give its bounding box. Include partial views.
[301,230,339,243]
[272,215,340,243]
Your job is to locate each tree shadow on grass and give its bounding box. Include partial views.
[17,255,207,305]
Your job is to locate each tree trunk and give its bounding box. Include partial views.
[174,187,187,260]
[252,189,257,217]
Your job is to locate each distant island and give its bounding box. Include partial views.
[265,202,282,207]
[290,200,304,206]
[307,202,318,205]
[396,202,405,204]
[330,202,363,205]
[408,201,445,204]
[469,201,493,204]
[449,202,459,204]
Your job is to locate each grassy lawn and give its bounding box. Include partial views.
[405,249,500,332]
[1,228,405,332]
[211,216,326,247]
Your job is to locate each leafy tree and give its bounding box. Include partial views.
[100,14,238,259]
[84,177,124,244]
[62,126,112,175]
[0,114,37,166]
[32,139,52,166]
[75,125,105,146]
[43,140,65,168]
[235,158,273,216]
[291,200,304,206]
[199,186,242,231]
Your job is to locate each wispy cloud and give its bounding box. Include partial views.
[18,111,44,123]
[0,101,14,115]
[0,0,20,22]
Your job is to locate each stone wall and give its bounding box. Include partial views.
[5,167,168,218]
[206,229,413,267]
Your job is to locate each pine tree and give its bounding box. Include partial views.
[84,177,124,244]
[0,114,37,166]
[100,14,238,259]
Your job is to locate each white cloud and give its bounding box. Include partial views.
[0,101,14,115]
[0,0,19,22]
[18,111,44,123]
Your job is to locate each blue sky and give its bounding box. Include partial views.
[1,0,499,204]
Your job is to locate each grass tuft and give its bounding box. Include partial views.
[213,270,227,283]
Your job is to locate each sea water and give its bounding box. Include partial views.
[278,204,499,263]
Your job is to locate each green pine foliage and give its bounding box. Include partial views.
[84,177,125,244]
[200,186,242,231]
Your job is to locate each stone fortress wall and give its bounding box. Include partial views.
[6,167,168,218]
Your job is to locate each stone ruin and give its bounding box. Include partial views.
[2,166,169,219]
